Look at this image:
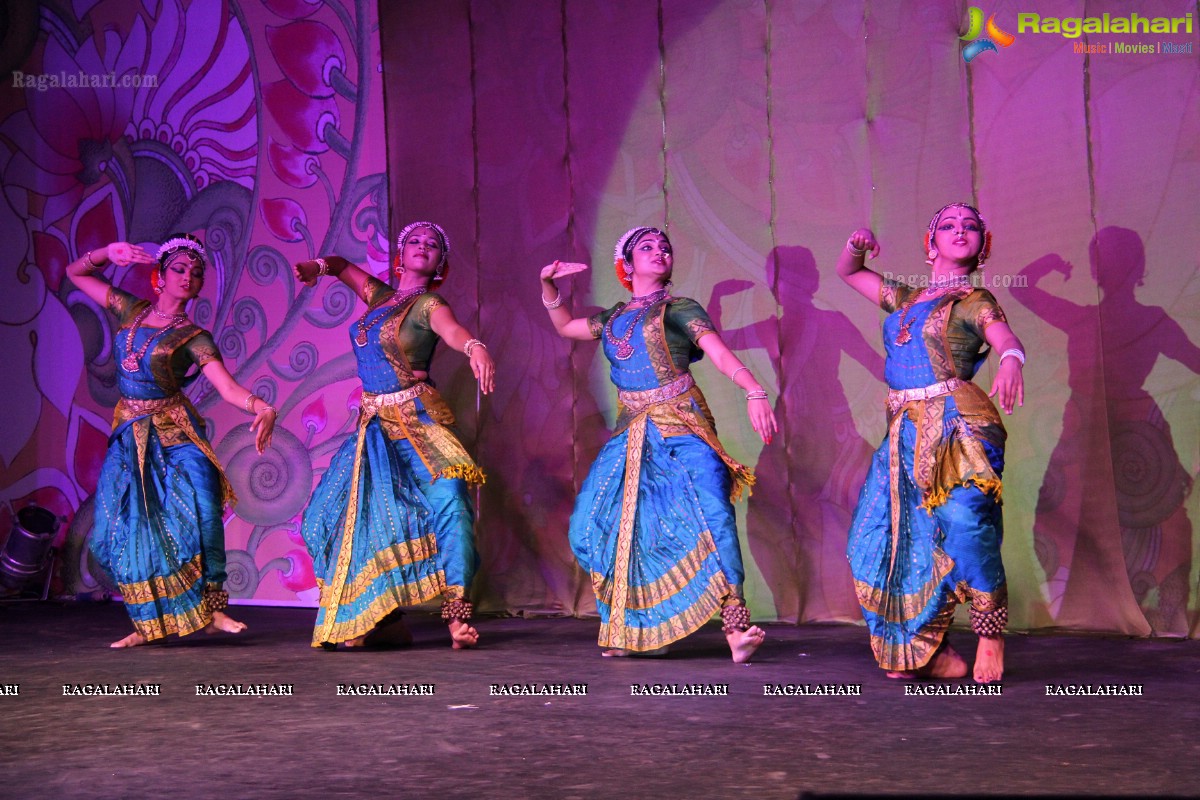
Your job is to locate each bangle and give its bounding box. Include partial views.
[542,290,563,310]
[84,250,98,271]
[259,404,277,416]
[464,338,486,357]
[244,393,259,413]
[999,348,1025,367]
[730,366,750,383]
[315,257,329,277]
[845,238,867,257]
[745,389,769,402]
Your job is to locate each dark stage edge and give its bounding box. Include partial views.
[1,603,1198,799]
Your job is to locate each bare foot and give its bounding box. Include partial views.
[204,610,247,636]
[363,611,413,648]
[343,635,366,648]
[449,619,478,649]
[886,643,969,680]
[110,631,147,648]
[922,642,969,678]
[973,636,1004,683]
[727,625,766,663]
[601,646,669,658]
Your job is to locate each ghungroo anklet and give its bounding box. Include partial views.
[970,605,1007,638]
[440,598,474,622]
[202,586,230,614]
[721,603,751,634]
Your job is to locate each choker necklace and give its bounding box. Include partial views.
[151,304,188,323]
[628,286,670,306]
[355,286,426,347]
[928,274,972,290]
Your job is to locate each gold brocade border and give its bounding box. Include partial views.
[311,569,447,647]
[853,547,955,624]
[603,413,649,650]
[118,553,204,604]
[921,289,969,382]
[378,295,422,386]
[591,536,718,610]
[597,572,732,652]
[644,303,679,385]
[131,605,212,642]
[867,598,957,671]
[321,535,443,608]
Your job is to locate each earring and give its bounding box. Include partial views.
[623,262,634,276]
[926,248,938,265]
[394,262,406,277]
[154,276,165,295]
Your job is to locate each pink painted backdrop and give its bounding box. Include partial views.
[2,1,1197,636]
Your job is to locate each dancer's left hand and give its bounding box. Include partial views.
[988,359,1024,414]
[251,406,277,453]
[470,346,495,395]
[748,397,777,444]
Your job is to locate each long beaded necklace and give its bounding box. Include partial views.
[121,305,190,372]
[355,286,426,347]
[605,287,670,360]
[893,276,972,345]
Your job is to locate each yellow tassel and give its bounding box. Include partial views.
[920,477,1004,512]
[729,468,756,502]
[438,464,487,485]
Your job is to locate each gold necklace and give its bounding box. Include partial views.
[355,286,426,347]
[894,278,972,345]
[121,306,189,372]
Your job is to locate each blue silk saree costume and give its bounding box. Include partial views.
[848,280,1009,671]
[570,297,755,652]
[301,283,484,647]
[91,287,236,641]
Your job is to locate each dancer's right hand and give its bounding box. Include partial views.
[540,260,589,284]
[847,229,880,259]
[293,259,320,287]
[107,242,155,267]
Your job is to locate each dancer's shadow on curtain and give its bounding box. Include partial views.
[708,245,880,623]
[1016,226,1199,635]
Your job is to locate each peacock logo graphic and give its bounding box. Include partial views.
[961,7,1016,62]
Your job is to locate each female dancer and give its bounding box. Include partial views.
[67,236,276,647]
[293,221,494,649]
[541,226,776,662]
[838,203,1024,683]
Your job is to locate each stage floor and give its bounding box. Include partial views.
[1,602,1198,799]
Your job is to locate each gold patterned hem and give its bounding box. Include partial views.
[322,535,442,608]
[597,572,731,651]
[868,599,957,671]
[117,553,204,604]
[311,570,449,647]
[853,547,955,624]
[130,605,212,642]
[591,536,719,610]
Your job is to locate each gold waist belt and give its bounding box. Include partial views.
[361,383,428,415]
[118,393,185,414]
[618,373,696,413]
[887,377,965,413]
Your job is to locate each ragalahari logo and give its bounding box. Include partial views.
[961,7,1016,62]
